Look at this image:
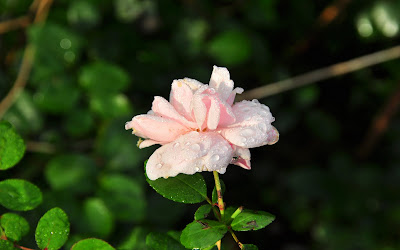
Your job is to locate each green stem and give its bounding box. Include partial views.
[213,171,225,219]
[230,206,243,220]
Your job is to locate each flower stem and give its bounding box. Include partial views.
[213,171,225,219]
[229,228,243,249]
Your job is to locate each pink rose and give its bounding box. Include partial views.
[125,66,279,180]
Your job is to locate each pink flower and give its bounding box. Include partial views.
[125,66,279,180]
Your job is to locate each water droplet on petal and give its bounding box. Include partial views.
[195,167,200,171]
[191,143,201,151]
[211,154,220,162]
[173,142,180,148]
[241,137,247,143]
[156,163,163,169]
[185,142,190,146]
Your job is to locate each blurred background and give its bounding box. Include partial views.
[1,0,400,249]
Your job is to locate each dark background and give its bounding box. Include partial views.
[1,0,400,249]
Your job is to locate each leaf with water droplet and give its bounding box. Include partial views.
[145,161,208,204]
[0,179,42,211]
[35,207,70,250]
[0,213,29,241]
[146,232,186,250]
[231,209,275,231]
[0,240,15,250]
[0,121,25,170]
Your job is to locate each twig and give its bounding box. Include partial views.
[357,82,400,158]
[0,16,31,34]
[213,171,225,219]
[238,45,400,101]
[229,228,243,249]
[26,141,57,154]
[0,0,53,119]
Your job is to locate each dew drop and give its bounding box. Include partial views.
[156,163,163,169]
[241,137,247,143]
[211,155,220,162]
[195,167,200,171]
[185,142,191,146]
[191,143,201,151]
[173,142,180,148]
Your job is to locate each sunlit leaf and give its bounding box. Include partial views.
[0,213,29,241]
[83,198,114,238]
[35,207,70,250]
[0,179,42,211]
[71,238,115,250]
[0,121,25,170]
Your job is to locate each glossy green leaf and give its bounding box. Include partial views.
[0,239,16,250]
[212,179,225,205]
[194,204,212,220]
[146,162,208,203]
[231,209,275,231]
[242,244,258,250]
[79,61,130,95]
[45,154,97,193]
[98,174,145,222]
[118,227,148,250]
[0,121,25,170]
[35,207,70,250]
[208,30,252,66]
[0,213,29,241]
[146,232,185,250]
[71,238,115,250]
[0,179,42,211]
[83,198,114,238]
[180,220,227,249]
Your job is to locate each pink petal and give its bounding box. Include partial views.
[146,131,234,180]
[219,100,279,148]
[226,87,244,106]
[169,79,196,121]
[231,146,251,170]
[207,96,220,130]
[209,66,234,101]
[191,94,207,130]
[138,139,161,149]
[152,96,196,128]
[125,114,189,143]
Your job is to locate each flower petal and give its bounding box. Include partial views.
[152,96,196,128]
[231,146,251,170]
[169,79,197,121]
[137,139,161,149]
[146,131,234,180]
[209,65,234,101]
[125,114,189,143]
[191,94,207,129]
[207,96,220,130]
[220,100,279,148]
[226,87,244,106]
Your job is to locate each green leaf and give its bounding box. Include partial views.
[208,30,252,66]
[64,109,94,137]
[3,91,43,134]
[0,179,42,211]
[0,213,29,241]
[34,77,81,114]
[0,121,25,170]
[98,174,145,222]
[231,209,275,231]
[212,179,225,205]
[67,0,100,28]
[180,220,227,249]
[71,238,115,250]
[242,244,258,250]
[146,162,208,203]
[194,204,212,220]
[79,61,130,95]
[45,154,97,193]
[146,232,186,250]
[0,239,16,250]
[35,207,70,250]
[83,198,114,238]
[118,227,148,250]
[89,93,132,119]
